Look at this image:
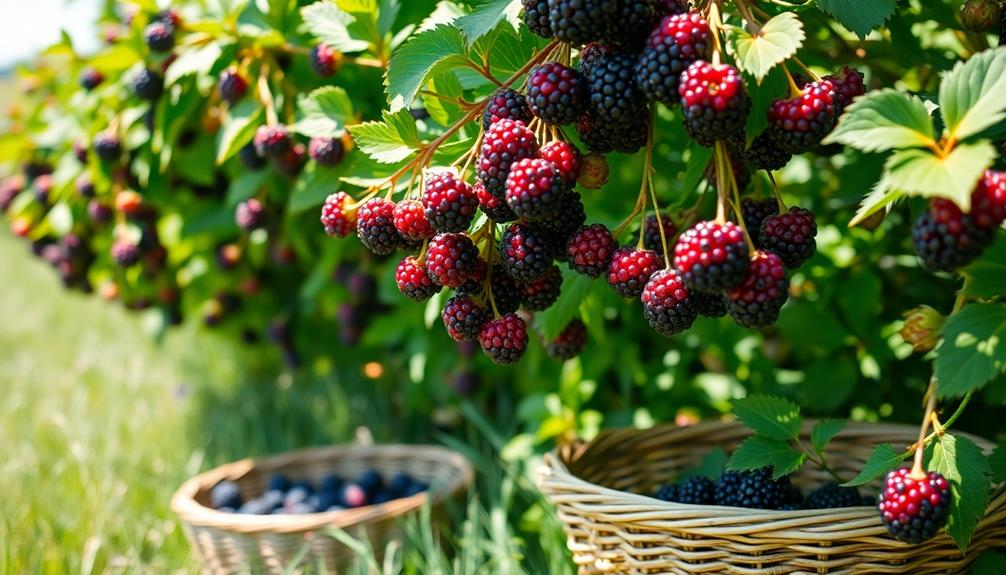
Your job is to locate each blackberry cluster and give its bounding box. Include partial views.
[714,468,798,510]
[636,12,711,107]
[655,476,715,504]
[521,0,553,38]
[805,483,862,510]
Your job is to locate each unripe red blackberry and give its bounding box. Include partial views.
[879,468,951,544]
[522,0,553,38]
[310,43,341,77]
[540,141,582,186]
[144,21,175,52]
[521,265,563,311]
[584,50,648,124]
[578,152,609,189]
[768,80,838,154]
[567,223,616,278]
[740,198,779,247]
[500,222,555,282]
[132,68,164,101]
[726,250,789,328]
[527,62,588,125]
[760,207,817,269]
[393,199,435,241]
[236,199,267,231]
[674,221,750,292]
[423,171,478,233]
[111,240,141,267]
[912,198,996,272]
[607,246,662,298]
[643,213,678,256]
[93,131,122,161]
[641,268,697,336]
[679,61,749,146]
[442,295,489,341]
[308,136,345,167]
[973,169,1006,228]
[506,158,565,221]
[483,88,533,130]
[823,67,865,111]
[321,191,357,238]
[426,233,480,288]
[742,132,793,171]
[636,12,711,107]
[218,67,248,105]
[478,119,539,197]
[546,0,618,45]
[476,180,518,223]
[395,256,442,302]
[254,125,293,158]
[356,197,401,255]
[545,318,588,360]
[478,312,528,365]
[80,67,103,91]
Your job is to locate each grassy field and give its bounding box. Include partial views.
[0,230,571,574]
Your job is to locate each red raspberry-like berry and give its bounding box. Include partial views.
[768,80,838,154]
[878,468,951,544]
[641,269,697,336]
[607,246,662,298]
[500,222,554,283]
[395,256,442,302]
[823,66,865,111]
[526,62,587,125]
[540,141,582,186]
[760,207,817,269]
[111,240,141,267]
[643,213,678,257]
[482,88,532,130]
[521,265,563,311]
[659,0,690,16]
[726,250,789,328]
[679,61,749,146]
[973,169,1006,228]
[476,180,517,223]
[80,67,103,91]
[236,199,266,231]
[567,223,616,278]
[321,192,357,238]
[442,295,489,342]
[308,136,345,167]
[423,171,478,233]
[426,233,480,288]
[740,198,779,247]
[393,199,434,241]
[545,318,588,361]
[578,152,609,189]
[478,119,539,197]
[144,21,175,52]
[356,197,401,255]
[254,125,293,158]
[912,197,997,272]
[636,13,711,107]
[506,158,565,221]
[218,67,247,104]
[674,221,750,292]
[310,43,341,77]
[478,313,528,365]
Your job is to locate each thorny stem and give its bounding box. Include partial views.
[767,172,787,212]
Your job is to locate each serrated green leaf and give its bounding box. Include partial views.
[884,142,996,210]
[811,420,846,456]
[843,443,905,487]
[818,0,895,40]
[225,169,269,206]
[928,433,991,551]
[216,100,262,165]
[301,1,371,53]
[823,90,935,152]
[963,234,1006,299]
[732,395,802,441]
[939,47,1006,142]
[726,436,805,479]
[974,552,1006,575]
[990,442,1006,484]
[294,86,355,138]
[386,25,470,109]
[538,271,592,341]
[935,303,1006,398]
[165,43,223,86]
[456,0,522,46]
[849,174,901,227]
[347,109,420,164]
[728,12,804,82]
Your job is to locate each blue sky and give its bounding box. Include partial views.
[0,1,102,68]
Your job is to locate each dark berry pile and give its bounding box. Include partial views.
[714,468,800,510]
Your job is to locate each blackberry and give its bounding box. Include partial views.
[73,141,88,163]
[879,468,951,544]
[527,62,588,125]
[424,171,478,232]
[973,169,1006,228]
[566,223,616,278]
[254,125,293,158]
[714,468,797,510]
[643,213,677,257]
[823,67,866,111]
[545,318,588,360]
[576,108,649,154]
[607,246,662,298]
[393,199,435,241]
[912,198,996,272]
[641,268,697,336]
[321,192,357,238]
[578,152,609,189]
[506,158,565,221]
[476,180,518,223]
[482,88,532,130]
[779,502,804,511]
[356,198,401,255]
[144,21,175,52]
[805,483,862,510]
[676,476,716,505]
[32,175,53,205]
[607,0,659,50]
[742,132,793,171]
[478,119,539,197]
[239,143,266,170]
[584,50,648,124]
[426,233,480,288]
[673,221,750,292]
[760,207,817,269]
[489,263,523,315]
[691,290,727,318]
[659,0,690,15]
[80,67,103,91]
[540,141,582,186]
[88,200,113,224]
[726,250,789,328]
[740,198,779,247]
[456,258,488,297]
[308,136,345,167]
[75,175,95,199]
[111,240,141,267]
[2,178,22,210]
[218,67,247,104]
[500,223,555,283]
[538,192,586,255]
[211,480,243,510]
[442,295,489,342]
[636,12,711,107]
[522,0,553,38]
[521,265,563,311]
[93,131,122,161]
[395,256,442,301]
[768,80,838,154]
[546,0,618,45]
[479,313,528,365]
[679,61,749,146]
[236,199,266,231]
[656,484,680,501]
[311,43,341,77]
[132,68,164,101]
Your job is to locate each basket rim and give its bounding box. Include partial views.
[171,443,474,534]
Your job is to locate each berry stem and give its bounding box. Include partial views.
[706,1,724,67]
[257,64,279,126]
[793,438,844,483]
[791,57,821,82]
[781,64,803,98]
[733,0,761,29]
[614,113,656,239]
[767,172,788,212]
[911,376,938,480]
[484,223,501,319]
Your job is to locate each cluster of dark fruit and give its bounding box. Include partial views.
[210,470,428,515]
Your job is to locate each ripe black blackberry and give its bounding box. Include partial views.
[879,468,951,544]
[475,180,518,223]
[308,136,345,167]
[566,224,616,278]
[521,0,553,38]
[311,43,340,77]
[546,0,618,45]
[236,199,266,231]
[93,131,122,161]
[545,318,588,360]
[607,246,662,298]
[489,263,523,315]
[144,21,175,52]
[912,198,996,272]
[80,67,103,91]
[643,213,677,256]
[679,61,749,146]
[659,0,690,15]
[211,480,243,510]
[740,198,779,247]
[742,132,793,171]
[656,483,680,501]
[521,265,563,311]
[395,256,441,302]
[501,223,554,283]
[760,207,817,269]
[690,290,727,318]
[673,221,750,293]
[636,12,711,107]
[479,313,528,365]
[641,268,697,336]
[506,158,565,221]
[576,108,649,154]
[805,483,862,510]
[583,49,648,124]
[483,88,533,130]
[538,192,586,257]
[478,119,539,197]
[356,198,401,255]
[768,80,838,154]
[714,468,797,510]
[442,295,489,342]
[426,233,481,288]
[218,67,247,104]
[424,171,478,233]
[132,68,164,101]
[75,175,95,199]
[676,476,716,505]
[607,0,659,50]
[239,143,266,170]
[726,250,789,328]
[527,62,588,125]
[254,125,293,158]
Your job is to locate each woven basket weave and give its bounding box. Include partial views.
[538,421,1006,574]
[172,444,472,574]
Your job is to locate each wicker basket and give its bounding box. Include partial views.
[538,421,1006,574]
[172,444,473,574]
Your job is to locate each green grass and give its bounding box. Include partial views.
[0,230,571,574]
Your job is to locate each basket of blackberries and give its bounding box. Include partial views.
[538,419,1006,574]
[171,443,472,574]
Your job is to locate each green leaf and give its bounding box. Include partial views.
[216,100,262,165]
[743,67,787,146]
[990,442,1006,483]
[823,90,935,152]
[974,552,1006,575]
[728,12,804,82]
[963,233,1006,299]
[935,303,1006,398]
[884,141,997,210]
[817,0,895,40]
[538,271,592,341]
[289,163,346,213]
[683,143,714,194]
[732,395,802,441]
[347,109,420,164]
[811,420,846,456]
[456,0,522,46]
[165,43,223,85]
[849,174,902,227]
[386,25,470,109]
[726,436,805,479]
[301,0,371,53]
[88,44,142,74]
[939,47,1006,142]
[294,86,355,138]
[843,443,905,487]
[928,433,992,551]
